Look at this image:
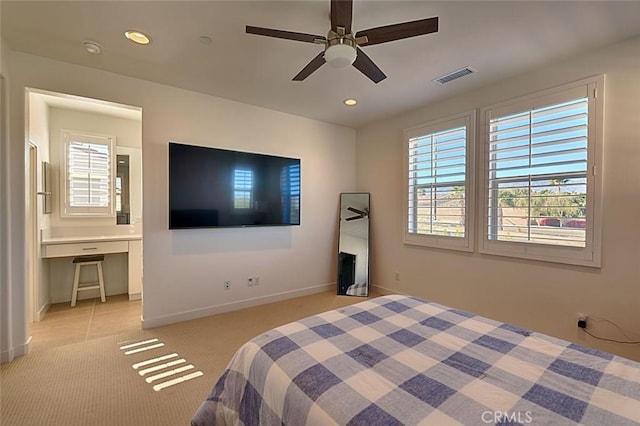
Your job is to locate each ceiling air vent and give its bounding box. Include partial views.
[434,67,476,84]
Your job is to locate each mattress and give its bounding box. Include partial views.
[192,294,640,425]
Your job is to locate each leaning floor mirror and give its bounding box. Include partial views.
[337,192,370,297]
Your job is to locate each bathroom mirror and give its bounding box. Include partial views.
[116,154,130,224]
[115,146,142,225]
[337,192,370,296]
[41,161,52,214]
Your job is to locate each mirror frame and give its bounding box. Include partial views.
[337,192,370,297]
[41,161,52,214]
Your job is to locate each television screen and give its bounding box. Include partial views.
[169,143,300,229]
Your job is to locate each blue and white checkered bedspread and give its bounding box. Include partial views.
[192,295,640,425]
[345,282,368,297]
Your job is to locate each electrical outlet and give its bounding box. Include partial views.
[577,313,588,329]
[395,272,400,281]
[248,277,254,287]
[224,280,231,290]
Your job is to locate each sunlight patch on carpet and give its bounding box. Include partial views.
[120,338,160,350]
[138,358,186,376]
[119,337,204,392]
[153,371,204,391]
[132,353,179,369]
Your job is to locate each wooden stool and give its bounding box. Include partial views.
[71,255,106,307]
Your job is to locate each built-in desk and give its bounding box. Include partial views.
[42,234,142,300]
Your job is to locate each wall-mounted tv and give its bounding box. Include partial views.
[169,142,300,229]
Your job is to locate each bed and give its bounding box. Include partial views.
[191,295,640,425]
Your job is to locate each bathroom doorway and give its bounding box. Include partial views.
[25,88,143,350]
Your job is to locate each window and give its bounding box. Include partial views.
[233,169,253,209]
[479,77,603,266]
[61,130,116,217]
[404,111,475,251]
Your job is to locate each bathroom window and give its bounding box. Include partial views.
[61,130,116,217]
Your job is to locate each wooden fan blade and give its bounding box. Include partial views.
[293,51,326,81]
[355,17,438,47]
[352,48,386,84]
[246,26,326,44]
[331,0,353,34]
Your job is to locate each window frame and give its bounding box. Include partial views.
[478,76,604,267]
[60,129,116,218]
[403,110,476,252]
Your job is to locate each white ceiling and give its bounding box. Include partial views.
[3,1,640,128]
[29,89,142,121]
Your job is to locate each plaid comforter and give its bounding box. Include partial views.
[191,295,640,425]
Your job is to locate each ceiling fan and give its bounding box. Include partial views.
[345,207,369,221]
[246,0,438,83]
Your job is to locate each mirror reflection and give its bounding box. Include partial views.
[116,154,130,224]
[337,192,370,296]
[115,146,142,225]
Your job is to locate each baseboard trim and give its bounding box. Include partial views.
[1,336,31,364]
[370,283,406,296]
[36,302,50,322]
[141,283,334,329]
[0,348,14,364]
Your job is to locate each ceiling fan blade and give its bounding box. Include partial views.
[355,17,438,47]
[347,207,367,216]
[352,48,386,84]
[246,26,326,44]
[292,51,326,81]
[330,0,353,34]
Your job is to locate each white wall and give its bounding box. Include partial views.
[47,107,142,229]
[27,92,50,317]
[357,35,640,361]
[2,49,355,360]
[0,34,18,361]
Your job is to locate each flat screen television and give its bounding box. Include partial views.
[169,142,300,229]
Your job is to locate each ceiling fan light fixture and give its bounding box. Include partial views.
[324,44,357,68]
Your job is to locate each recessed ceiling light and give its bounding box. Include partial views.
[83,40,103,54]
[198,35,213,45]
[344,99,357,106]
[124,30,151,45]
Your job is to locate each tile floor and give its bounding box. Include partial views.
[29,294,142,352]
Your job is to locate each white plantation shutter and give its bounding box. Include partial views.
[408,126,466,236]
[480,77,603,267]
[488,98,588,247]
[404,112,475,251]
[62,131,115,217]
[68,141,110,207]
